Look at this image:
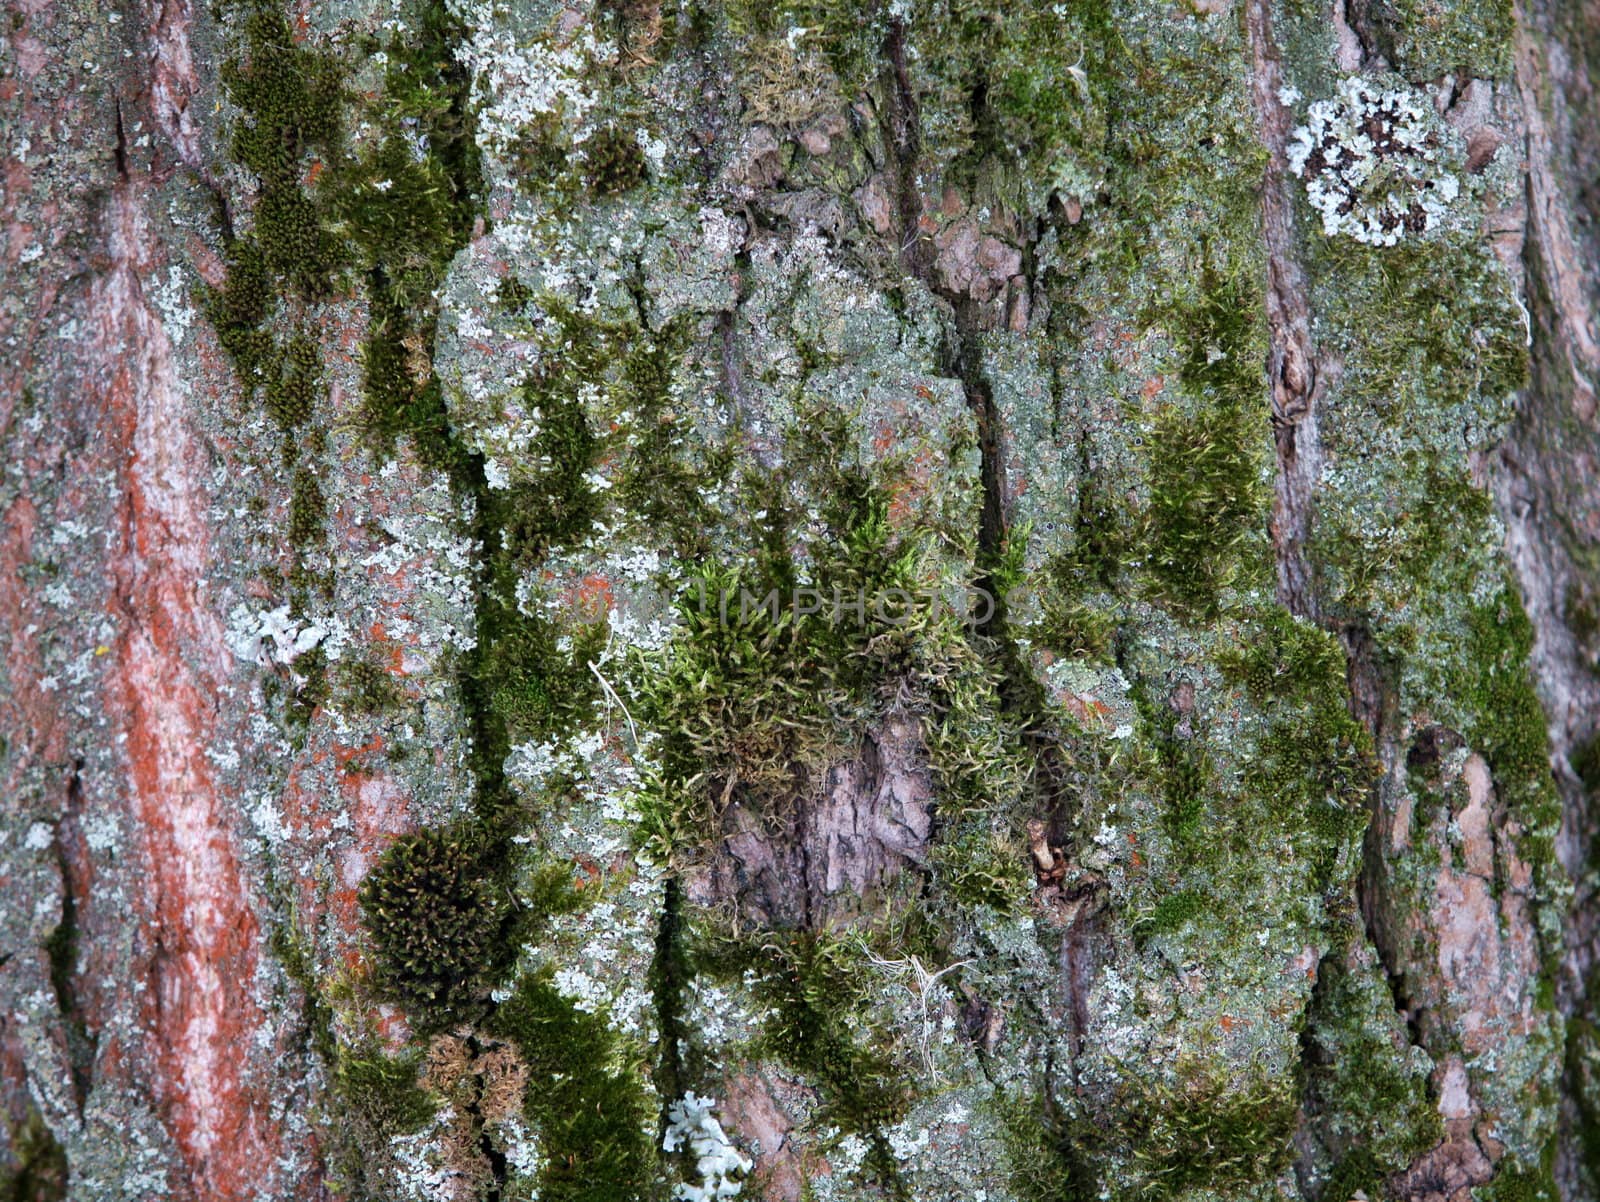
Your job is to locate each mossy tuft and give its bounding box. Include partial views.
[359,822,512,1019]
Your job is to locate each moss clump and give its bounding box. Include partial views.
[284,644,329,730]
[220,6,343,295]
[1447,588,1559,868]
[1572,732,1600,797]
[1144,270,1269,617]
[1120,1073,1296,1198]
[582,124,647,195]
[254,186,337,294]
[1486,1162,1560,1202]
[204,238,275,392]
[1314,234,1527,422]
[483,611,605,745]
[264,334,319,429]
[346,0,483,468]
[359,822,512,1020]
[489,970,656,1202]
[1002,1071,1296,1202]
[724,0,882,101]
[334,652,407,717]
[635,474,924,854]
[497,371,604,567]
[1362,0,1514,80]
[288,467,326,548]
[1136,888,1205,939]
[1035,482,1134,660]
[998,1091,1098,1202]
[223,7,342,181]
[1137,693,1213,861]
[930,824,1031,914]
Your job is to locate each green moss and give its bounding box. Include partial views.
[724,0,881,98]
[288,467,326,548]
[1484,1162,1559,1202]
[1220,609,1376,880]
[203,238,275,391]
[1572,732,1600,796]
[337,1047,438,1138]
[1003,1071,1296,1202]
[1136,692,1213,860]
[1445,584,1561,870]
[1136,888,1205,939]
[635,470,928,855]
[1143,269,1269,617]
[497,371,604,566]
[582,124,647,195]
[1564,1012,1600,1193]
[490,970,656,1202]
[1361,0,1515,80]
[1,1110,68,1202]
[998,1091,1097,1202]
[342,1,482,469]
[1313,234,1527,422]
[334,652,408,717]
[263,334,319,429]
[930,824,1031,913]
[1035,481,1134,660]
[219,6,344,297]
[255,186,337,294]
[483,610,605,745]
[222,7,342,183]
[703,929,910,1190]
[1300,947,1440,1194]
[359,820,514,1022]
[285,644,329,730]
[1119,1073,1297,1199]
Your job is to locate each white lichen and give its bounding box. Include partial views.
[1287,76,1459,246]
[226,603,326,666]
[663,1093,752,1201]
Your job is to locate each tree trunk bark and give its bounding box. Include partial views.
[3,0,1599,1199]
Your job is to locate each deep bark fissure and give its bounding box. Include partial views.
[649,874,688,1127]
[45,758,94,1117]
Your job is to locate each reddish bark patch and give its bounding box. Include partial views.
[95,187,285,1201]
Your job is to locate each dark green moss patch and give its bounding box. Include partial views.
[582,124,647,195]
[359,821,515,1022]
[1445,585,1561,871]
[334,652,408,717]
[1119,1074,1296,1199]
[1136,888,1205,940]
[490,970,656,1202]
[1360,0,1514,81]
[700,929,911,1191]
[1,1110,68,1202]
[1143,269,1268,616]
[1135,689,1213,862]
[484,611,605,746]
[337,1047,438,1138]
[636,472,924,852]
[1002,1071,1296,1202]
[288,467,326,548]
